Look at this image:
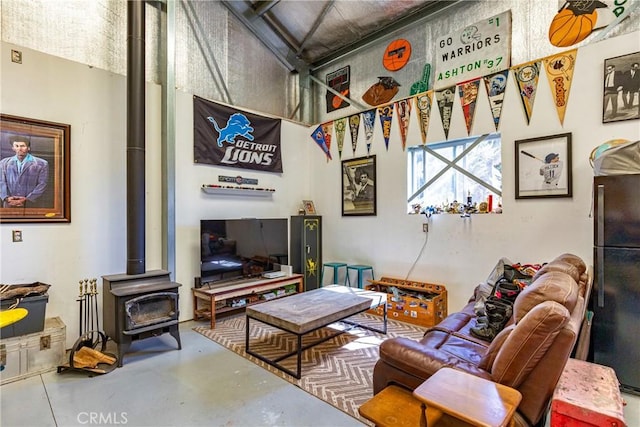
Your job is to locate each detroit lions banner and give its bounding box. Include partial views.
[193,96,283,173]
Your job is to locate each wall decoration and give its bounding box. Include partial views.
[302,200,316,215]
[383,39,412,71]
[483,70,509,131]
[333,118,347,159]
[377,105,394,151]
[193,96,282,172]
[348,114,360,154]
[342,155,376,216]
[362,77,401,106]
[325,66,351,113]
[603,51,640,123]
[543,49,577,125]
[434,10,512,90]
[310,124,332,161]
[415,92,434,144]
[410,64,432,95]
[549,1,607,47]
[435,86,456,139]
[395,98,412,151]
[515,133,572,199]
[513,60,541,124]
[458,79,481,135]
[0,114,70,223]
[362,110,376,156]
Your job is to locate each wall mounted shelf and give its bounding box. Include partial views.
[201,185,275,197]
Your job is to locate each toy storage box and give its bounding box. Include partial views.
[0,317,66,385]
[0,294,49,339]
[365,277,448,328]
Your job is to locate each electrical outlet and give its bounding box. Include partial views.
[12,230,23,242]
[422,223,428,233]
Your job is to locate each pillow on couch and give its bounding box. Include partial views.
[513,271,578,322]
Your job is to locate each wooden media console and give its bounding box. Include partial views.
[192,274,304,329]
[365,276,447,327]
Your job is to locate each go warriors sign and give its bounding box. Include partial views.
[194,96,283,173]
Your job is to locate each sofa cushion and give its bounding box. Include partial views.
[514,271,578,322]
[553,253,587,275]
[491,300,570,388]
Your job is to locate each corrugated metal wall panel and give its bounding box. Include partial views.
[1,0,294,119]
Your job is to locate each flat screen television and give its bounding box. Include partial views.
[200,218,289,286]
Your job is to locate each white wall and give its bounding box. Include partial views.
[311,31,640,313]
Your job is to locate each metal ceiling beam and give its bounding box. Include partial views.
[221,0,307,72]
[309,0,464,71]
[296,0,335,57]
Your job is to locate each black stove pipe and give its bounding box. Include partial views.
[126,0,145,275]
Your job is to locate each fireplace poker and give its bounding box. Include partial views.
[92,279,100,334]
[78,281,84,335]
[84,279,89,339]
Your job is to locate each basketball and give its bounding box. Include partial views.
[549,8,597,47]
[383,39,411,71]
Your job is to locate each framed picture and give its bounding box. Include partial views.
[342,155,376,216]
[0,114,71,223]
[603,51,640,123]
[515,133,572,199]
[302,200,316,215]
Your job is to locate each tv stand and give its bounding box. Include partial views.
[192,274,304,328]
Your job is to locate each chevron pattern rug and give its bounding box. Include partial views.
[194,312,426,424]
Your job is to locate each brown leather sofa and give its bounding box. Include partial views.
[373,253,592,427]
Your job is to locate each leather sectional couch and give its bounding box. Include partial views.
[373,253,592,427]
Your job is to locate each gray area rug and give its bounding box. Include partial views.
[193,312,426,424]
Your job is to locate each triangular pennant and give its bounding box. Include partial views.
[415,92,433,145]
[334,118,347,159]
[483,70,509,131]
[457,79,481,135]
[395,98,412,151]
[348,114,360,154]
[512,60,541,125]
[310,124,331,160]
[435,86,456,139]
[377,104,394,151]
[362,109,376,156]
[543,49,577,126]
[321,122,333,161]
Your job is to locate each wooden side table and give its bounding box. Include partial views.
[413,368,522,427]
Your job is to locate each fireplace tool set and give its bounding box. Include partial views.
[57,278,118,375]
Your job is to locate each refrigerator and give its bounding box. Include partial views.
[591,173,640,395]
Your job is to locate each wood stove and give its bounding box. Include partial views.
[102,270,181,366]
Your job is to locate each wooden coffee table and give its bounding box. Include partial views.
[245,285,387,378]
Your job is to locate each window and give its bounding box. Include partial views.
[407,133,502,214]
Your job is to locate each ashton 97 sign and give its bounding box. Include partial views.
[434,10,512,90]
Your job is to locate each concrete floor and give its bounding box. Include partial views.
[1,320,638,427]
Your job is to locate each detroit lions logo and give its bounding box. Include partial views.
[207,113,255,147]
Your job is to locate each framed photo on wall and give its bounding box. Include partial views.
[603,51,640,123]
[515,133,572,199]
[342,155,376,216]
[0,114,71,223]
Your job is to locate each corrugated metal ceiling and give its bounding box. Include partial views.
[222,0,460,71]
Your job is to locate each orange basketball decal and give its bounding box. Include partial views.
[383,39,411,71]
[548,1,608,47]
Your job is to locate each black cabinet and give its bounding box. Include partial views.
[290,215,322,291]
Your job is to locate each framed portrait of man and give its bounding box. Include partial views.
[0,114,70,223]
[342,155,376,216]
[603,51,640,123]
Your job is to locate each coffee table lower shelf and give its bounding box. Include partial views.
[245,285,387,379]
